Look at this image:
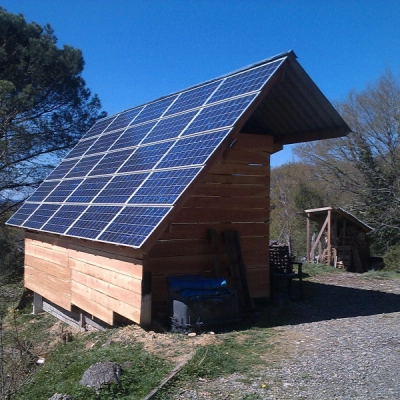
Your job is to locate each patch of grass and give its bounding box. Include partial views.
[360,269,400,280]
[302,263,342,278]
[154,328,275,399]
[16,330,172,399]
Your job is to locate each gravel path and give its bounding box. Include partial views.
[177,273,400,399]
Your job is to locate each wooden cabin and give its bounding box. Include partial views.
[305,207,373,272]
[7,51,350,328]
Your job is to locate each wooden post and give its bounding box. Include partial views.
[140,271,152,327]
[327,209,332,266]
[306,213,310,263]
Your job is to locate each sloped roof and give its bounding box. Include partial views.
[7,51,350,250]
[305,207,373,232]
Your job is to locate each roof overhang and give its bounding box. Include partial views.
[240,51,351,145]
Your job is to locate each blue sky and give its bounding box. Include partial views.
[2,0,400,167]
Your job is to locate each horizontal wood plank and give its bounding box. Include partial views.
[193,184,269,198]
[208,163,270,176]
[172,208,268,224]
[184,196,268,210]
[25,253,71,281]
[70,259,142,294]
[71,281,141,324]
[199,174,268,185]
[25,272,71,311]
[68,248,143,279]
[233,133,274,151]
[149,239,212,258]
[159,222,269,241]
[222,149,269,165]
[71,269,142,307]
[25,265,70,296]
[25,242,69,267]
[70,286,114,325]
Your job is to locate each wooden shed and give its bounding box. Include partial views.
[305,207,373,272]
[7,51,350,328]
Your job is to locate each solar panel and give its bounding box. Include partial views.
[65,155,104,179]
[7,203,40,226]
[207,59,283,103]
[85,130,124,155]
[141,111,197,144]
[157,130,230,169]
[98,206,170,248]
[67,177,112,203]
[42,204,89,234]
[83,115,116,139]
[103,106,143,133]
[27,181,60,202]
[46,159,79,180]
[7,55,287,248]
[66,205,122,239]
[110,122,157,151]
[22,204,60,230]
[93,173,149,204]
[45,179,83,203]
[118,142,175,174]
[129,167,201,205]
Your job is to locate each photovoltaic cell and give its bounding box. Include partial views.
[142,111,197,144]
[110,122,156,151]
[98,206,170,247]
[118,141,175,173]
[67,177,112,203]
[93,173,149,204]
[7,203,40,226]
[42,204,88,234]
[22,203,60,230]
[183,94,256,136]
[133,96,177,125]
[164,81,220,116]
[66,205,122,239]
[129,167,201,205]
[157,130,229,169]
[207,59,283,104]
[45,179,83,203]
[103,106,143,133]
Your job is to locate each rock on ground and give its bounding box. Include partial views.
[79,361,121,389]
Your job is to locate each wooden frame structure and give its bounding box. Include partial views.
[305,207,373,272]
[12,52,351,328]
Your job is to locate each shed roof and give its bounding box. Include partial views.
[7,51,350,250]
[305,207,373,233]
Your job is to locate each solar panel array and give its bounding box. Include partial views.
[7,56,286,248]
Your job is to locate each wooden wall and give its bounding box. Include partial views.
[24,231,146,326]
[147,133,273,313]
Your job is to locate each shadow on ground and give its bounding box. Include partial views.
[247,279,400,329]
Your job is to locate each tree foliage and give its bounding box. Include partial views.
[0,7,106,216]
[294,70,400,251]
[270,163,327,257]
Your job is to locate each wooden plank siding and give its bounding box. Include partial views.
[147,133,273,310]
[24,231,145,325]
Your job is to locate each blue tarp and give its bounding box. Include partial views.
[167,275,227,290]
